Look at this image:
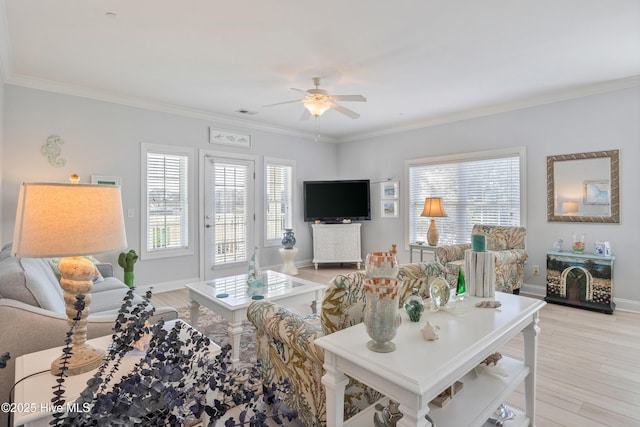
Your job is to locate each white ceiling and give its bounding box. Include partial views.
[1,0,639,142]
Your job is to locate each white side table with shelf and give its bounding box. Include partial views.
[315,292,545,427]
[312,223,362,269]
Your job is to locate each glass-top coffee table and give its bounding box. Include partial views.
[186,270,325,366]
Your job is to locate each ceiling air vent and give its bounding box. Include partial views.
[235,108,258,115]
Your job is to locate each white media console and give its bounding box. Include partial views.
[311,223,362,269]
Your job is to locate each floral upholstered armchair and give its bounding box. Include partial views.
[246,262,442,427]
[434,224,528,293]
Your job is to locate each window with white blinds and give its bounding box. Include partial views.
[213,161,249,265]
[141,144,193,260]
[407,148,525,246]
[264,158,294,246]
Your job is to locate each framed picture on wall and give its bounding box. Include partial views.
[381,200,399,218]
[380,181,399,199]
[209,127,251,148]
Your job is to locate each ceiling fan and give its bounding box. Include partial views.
[264,77,367,119]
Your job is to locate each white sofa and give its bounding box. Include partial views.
[0,243,178,425]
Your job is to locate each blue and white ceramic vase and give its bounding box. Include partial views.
[281,229,296,249]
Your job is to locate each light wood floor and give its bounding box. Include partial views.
[153,266,640,427]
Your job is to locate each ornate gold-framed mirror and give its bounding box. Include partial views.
[547,149,619,223]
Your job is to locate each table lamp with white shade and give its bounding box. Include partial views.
[12,182,127,375]
[420,197,447,246]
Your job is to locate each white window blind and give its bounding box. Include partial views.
[265,160,293,244]
[213,162,248,265]
[146,152,189,252]
[409,152,521,245]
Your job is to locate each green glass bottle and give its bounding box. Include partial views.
[456,269,466,296]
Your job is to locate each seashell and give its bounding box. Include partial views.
[475,300,502,308]
[421,321,440,341]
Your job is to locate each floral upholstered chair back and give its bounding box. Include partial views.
[435,224,528,293]
[472,224,526,251]
[320,262,441,335]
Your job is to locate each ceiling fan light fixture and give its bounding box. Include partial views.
[304,98,331,117]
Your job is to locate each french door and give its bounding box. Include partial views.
[203,155,255,279]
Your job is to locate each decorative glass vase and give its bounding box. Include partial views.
[281,229,296,249]
[364,278,401,353]
[365,252,399,279]
[455,269,467,301]
[429,277,451,311]
[572,233,585,253]
[404,287,425,322]
[553,239,564,252]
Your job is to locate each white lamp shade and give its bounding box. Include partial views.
[12,182,127,257]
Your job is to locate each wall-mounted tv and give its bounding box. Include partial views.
[303,179,371,222]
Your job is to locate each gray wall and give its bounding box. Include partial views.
[1,85,337,286]
[337,87,640,308]
[2,84,639,309]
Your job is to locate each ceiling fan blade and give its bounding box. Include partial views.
[299,108,311,121]
[330,102,360,119]
[262,99,302,107]
[290,88,307,94]
[330,95,367,102]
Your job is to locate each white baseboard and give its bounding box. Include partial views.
[521,283,545,298]
[613,298,640,313]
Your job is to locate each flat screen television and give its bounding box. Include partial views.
[303,179,371,222]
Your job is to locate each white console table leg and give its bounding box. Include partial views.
[322,352,349,427]
[523,311,541,426]
[396,407,431,427]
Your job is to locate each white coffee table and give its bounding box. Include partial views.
[186,270,325,367]
[315,292,545,427]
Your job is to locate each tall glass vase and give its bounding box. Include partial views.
[364,278,401,353]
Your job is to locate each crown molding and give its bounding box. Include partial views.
[2,56,637,145]
[3,72,339,144]
[339,75,640,143]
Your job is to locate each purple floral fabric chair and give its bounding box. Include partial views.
[435,224,527,293]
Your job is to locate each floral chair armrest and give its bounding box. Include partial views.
[247,300,325,365]
[434,243,472,265]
